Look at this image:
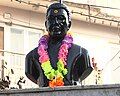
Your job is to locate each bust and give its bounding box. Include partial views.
[25,2,93,87]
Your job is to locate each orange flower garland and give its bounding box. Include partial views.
[49,77,64,88]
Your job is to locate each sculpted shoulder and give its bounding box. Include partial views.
[26,47,38,60]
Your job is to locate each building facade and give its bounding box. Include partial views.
[0,5,120,89]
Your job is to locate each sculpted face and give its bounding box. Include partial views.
[45,8,71,38]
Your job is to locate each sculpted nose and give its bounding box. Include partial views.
[53,17,59,24]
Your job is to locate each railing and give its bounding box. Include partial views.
[0,84,120,96]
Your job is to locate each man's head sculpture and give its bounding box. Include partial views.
[45,3,71,38]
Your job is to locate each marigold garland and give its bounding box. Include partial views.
[38,33,73,88]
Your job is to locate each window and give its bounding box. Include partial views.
[28,31,41,51]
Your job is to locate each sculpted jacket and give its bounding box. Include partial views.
[25,42,93,87]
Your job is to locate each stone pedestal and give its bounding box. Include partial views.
[0,84,120,96]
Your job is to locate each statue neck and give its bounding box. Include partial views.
[49,36,65,44]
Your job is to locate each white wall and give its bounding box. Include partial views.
[0,5,120,87]
[0,5,45,28]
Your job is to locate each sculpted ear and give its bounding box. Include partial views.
[45,21,48,31]
[68,21,71,30]
[45,21,47,28]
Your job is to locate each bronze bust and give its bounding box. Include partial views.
[25,2,93,87]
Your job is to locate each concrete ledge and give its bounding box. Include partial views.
[0,84,120,96]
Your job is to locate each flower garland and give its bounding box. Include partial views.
[38,33,73,88]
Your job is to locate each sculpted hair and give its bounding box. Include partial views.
[46,3,71,21]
